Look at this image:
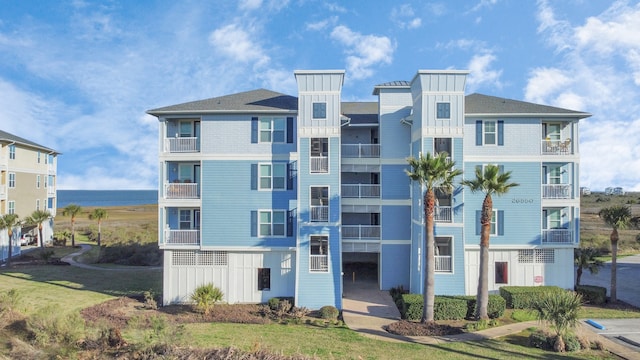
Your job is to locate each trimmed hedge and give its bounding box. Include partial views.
[398,294,467,321]
[452,295,506,319]
[499,286,564,309]
[576,285,606,305]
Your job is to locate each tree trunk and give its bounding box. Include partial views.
[422,189,436,323]
[610,229,618,302]
[71,219,76,247]
[7,230,13,266]
[39,225,44,248]
[98,221,102,247]
[476,195,493,320]
[576,266,583,288]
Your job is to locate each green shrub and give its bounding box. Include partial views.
[511,309,538,322]
[389,285,408,303]
[27,304,85,346]
[528,329,553,350]
[453,295,506,319]
[399,294,423,320]
[319,306,339,320]
[433,297,467,320]
[0,289,21,315]
[190,284,224,315]
[564,333,581,352]
[267,297,281,310]
[499,286,564,309]
[575,285,606,305]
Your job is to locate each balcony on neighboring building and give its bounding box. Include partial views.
[341,144,380,158]
[164,181,200,199]
[342,225,381,240]
[165,136,200,153]
[310,205,329,222]
[164,119,201,153]
[342,184,381,198]
[542,229,573,244]
[542,184,572,199]
[162,228,200,246]
[435,255,452,272]
[310,156,328,173]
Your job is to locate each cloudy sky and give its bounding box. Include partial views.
[1,0,639,191]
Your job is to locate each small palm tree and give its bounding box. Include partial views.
[62,204,82,247]
[461,165,518,320]
[534,291,583,352]
[406,152,462,323]
[1,214,21,266]
[89,208,108,246]
[598,205,632,302]
[26,210,52,249]
[574,247,603,288]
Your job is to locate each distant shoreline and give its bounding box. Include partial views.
[57,189,157,208]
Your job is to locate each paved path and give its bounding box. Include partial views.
[61,244,161,271]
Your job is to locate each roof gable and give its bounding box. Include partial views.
[0,130,58,153]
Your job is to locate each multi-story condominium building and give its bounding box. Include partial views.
[0,130,59,262]
[149,69,590,309]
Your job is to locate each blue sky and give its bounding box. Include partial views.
[1,0,639,191]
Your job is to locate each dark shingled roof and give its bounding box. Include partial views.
[147,89,298,115]
[0,130,58,153]
[341,102,378,124]
[466,93,591,117]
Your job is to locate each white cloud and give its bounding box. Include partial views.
[330,25,395,80]
[306,16,338,31]
[524,67,572,105]
[209,24,270,67]
[325,3,347,13]
[239,0,262,11]
[467,0,498,13]
[465,53,502,92]
[391,4,422,29]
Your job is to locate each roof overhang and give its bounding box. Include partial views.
[147,109,298,117]
[465,112,591,119]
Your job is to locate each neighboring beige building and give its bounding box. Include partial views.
[1,130,59,262]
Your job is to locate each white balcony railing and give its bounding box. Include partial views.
[164,229,200,245]
[435,255,452,272]
[310,255,328,272]
[310,156,328,173]
[164,182,199,199]
[342,184,381,198]
[165,137,199,153]
[541,139,572,155]
[434,206,452,223]
[310,205,329,222]
[542,184,571,199]
[342,225,381,240]
[47,187,56,196]
[341,144,380,158]
[542,229,573,243]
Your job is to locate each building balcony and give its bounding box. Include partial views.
[310,156,328,173]
[342,144,380,158]
[342,225,381,240]
[163,229,200,246]
[434,206,452,223]
[310,255,328,272]
[342,184,380,198]
[310,205,328,222]
[542,184,572,199]
[47,187,56,196]
[541,139,573,155]
[164,182,200,199]
[542,229,573,244]
[435,255,452,272]
[164,137,200,153]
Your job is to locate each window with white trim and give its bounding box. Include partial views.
[259,210,286,236]
[259,117,286,143]
[179,210,192,229]
[37,151,41,163]
[36,199,40,210]
[37,175,41,188]
[310,187,329,222]
[436,103,450,119]
[8,173,15,188]
[484,120,497,145]
[434,237,452,273]
[490,209,497,236]
[9,144,15,159]
[8,201,15,214]
[310,235,329,272]
[313,102,326,119]
[259,163,286,190]
[310,138,329,173]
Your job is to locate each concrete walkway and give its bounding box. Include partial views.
[341,281,640,359]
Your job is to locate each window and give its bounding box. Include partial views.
[484,120,496,145]
[495,262,508,284]
[259,210,286,236]
[310,235,329,272]
[259,163,286,190]
[436,103,450,119]
[8,173,15,188]
[260,117,286,143]
[490,210,497,236]
[435,237,452,272]
[310,138,329,173]
[44,176,48,188]
[37,151,41,163]
[310,187,329,222]
[258,268,271,290]
[8,201,15,214]
[9,144,15,159]
[179,210,191,229]
[37,175,41,188]
[36,199,40,210]
[313,102,327,119]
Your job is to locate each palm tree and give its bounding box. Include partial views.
[461,165,518,320]
[26,210,52,249]
[89,208,108,246]
[1,214,20,266]
[406,152,462,323]
[598,205,632,302]
[62,204,82,247]
[574,247,603,288]
[534,290,583,352]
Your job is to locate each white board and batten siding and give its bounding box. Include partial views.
[464,247,574,295]
[163,250,295,306]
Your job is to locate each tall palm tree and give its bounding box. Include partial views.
[598,205,632,302]
[461,164,518,320]
[89,208,108,246]
[26,210,52,249]
[1,214,20,266]
[62,204,82,247]
[574,247,603,288]
[406,152,462,323]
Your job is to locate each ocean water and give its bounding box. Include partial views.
[57,190,157,208]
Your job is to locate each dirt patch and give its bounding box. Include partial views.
[385,320,464,337]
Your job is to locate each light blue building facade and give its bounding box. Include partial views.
[149,69,590,309]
